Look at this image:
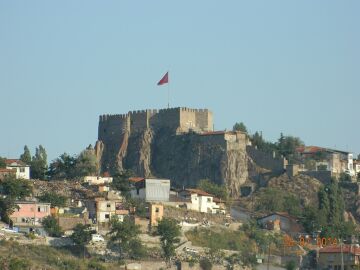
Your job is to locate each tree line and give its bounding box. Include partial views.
[256,180,356,238]
[0,144,99,180]
[233,121,304,163]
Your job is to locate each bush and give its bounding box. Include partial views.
[0,257,31,270]
[88,259,106,270]
[42,216,63,237]
[286,260,296,270]
[199,258,212,270]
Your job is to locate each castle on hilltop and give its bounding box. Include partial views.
[95,107,249,197]
[98,107,213,139]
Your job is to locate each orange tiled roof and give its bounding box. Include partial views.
[320,245,360,255]
[5,159,27,166]
[296,146,325,154]
[185,188,212,197]
[259,212,297,221]
[0,168,14,173]
[129,177,145,183]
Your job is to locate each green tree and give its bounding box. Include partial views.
[70,224,94,258]
[75,146,98,177]
[302,205,323,233]
[285,260,296,270]
[303,180,354,238]
[283,194,302,217]
[232,122,247,133]
[19,145,32,164]
[0,157,6,168]
[239,248,258,267]
[48,153,77,180]
[31,145,48,179]
[125,198,147,218]
[37,192,67,207]
[42,216,62,237]
[0,197,17,225]
[339,172,352,182]
[256,188,284,212]
[157,218,181,266]
[0,175,32,199]
[111,170,133,198]
[276,133,304,161]
[197,179,228,201]
[250,132,277,154]
[108,216,143,260]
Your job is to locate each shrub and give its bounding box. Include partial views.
[286,260,296,270]
[88,259,106,270]
[199,258,212,270]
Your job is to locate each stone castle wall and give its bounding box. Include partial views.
[246,145,287,173]
[98,114,129,142]
[98,107,213,136]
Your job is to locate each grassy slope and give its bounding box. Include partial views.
[0,240,119,270]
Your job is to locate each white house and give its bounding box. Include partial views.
[83,176,113,185]
[354,160,360,176]
[129,178,170,202]
[5,159,30,180]
[178,189,225,214]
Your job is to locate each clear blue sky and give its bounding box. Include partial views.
[0,1,359,162]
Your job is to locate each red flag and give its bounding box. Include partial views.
[157,72,169,85]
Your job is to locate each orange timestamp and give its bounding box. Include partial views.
[283,235,338,247]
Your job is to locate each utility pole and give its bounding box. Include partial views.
[341,238,344,270]
[267,242,271,270]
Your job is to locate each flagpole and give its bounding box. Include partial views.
[167,70,170,108]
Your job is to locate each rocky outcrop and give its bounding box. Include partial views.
[96,128,248,197]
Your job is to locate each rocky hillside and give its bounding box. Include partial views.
[96,128,248,197]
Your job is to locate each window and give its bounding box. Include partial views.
[20,168,25,173]
[38,207,41,212]
[155,207,159,213]
[105,214,110,219]
[107,204,111,208]
[136,189,140,195]
[207,198,211,202]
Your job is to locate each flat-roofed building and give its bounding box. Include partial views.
[130,178,170,202]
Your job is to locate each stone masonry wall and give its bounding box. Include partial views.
[246,145,286,174]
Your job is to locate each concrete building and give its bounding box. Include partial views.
[318,245,360,270]
[85,198,128,224]
[5,159,30,180]
[130,178,170,202]
[297,146,355,177]
[353,160,360,177]
[149,203,164,227]
[178,189,225,214]
[257,212,303,236]
[83,176,113,185]
[10,201,51,235]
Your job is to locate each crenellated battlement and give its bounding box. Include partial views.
[99,107,213,137]
[99,114,129,122]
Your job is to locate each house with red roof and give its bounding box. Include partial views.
[5,159,30,180]
[318,244,360,269]
[296,146,355,177]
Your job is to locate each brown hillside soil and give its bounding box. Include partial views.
[267,173,323,206]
